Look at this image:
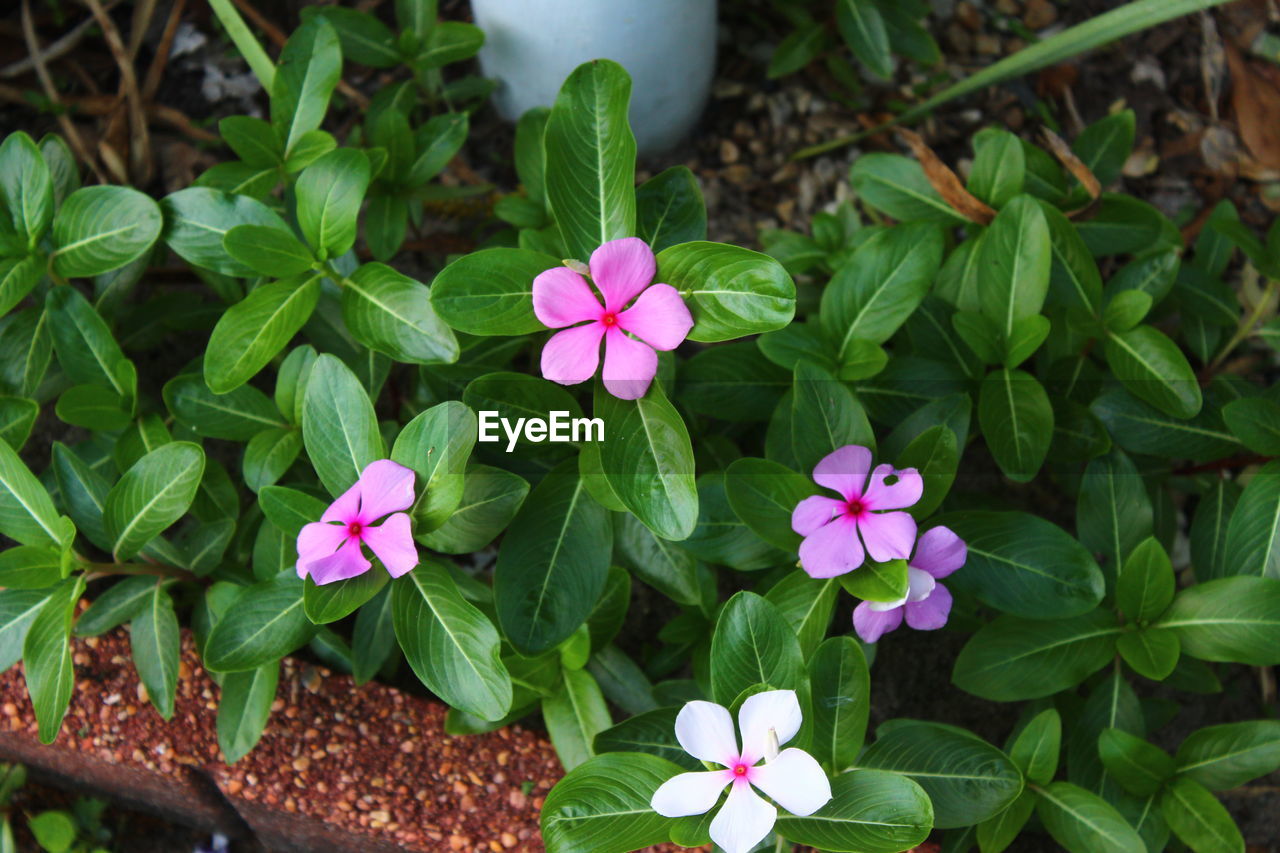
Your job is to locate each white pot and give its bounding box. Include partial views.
[470,0,717,156]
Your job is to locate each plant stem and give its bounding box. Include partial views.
[1207,278,1279,374]
[207,0,276,92]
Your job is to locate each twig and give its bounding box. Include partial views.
[20,0,106,182]
[127,0,157,60]
[141,0,186,103]
[0,2,121,79]
[82,0,152,185]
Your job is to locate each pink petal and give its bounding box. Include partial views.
[532,266,603,328]
[361,512,418,578]
[862,464,924,510]
[296,521,349,578]
[321,478,363,523]
[710,780,777,853]
[737,690,802,763]
[615,283,693,350]
[601,326,657,400]
[589,237,655,312]
[798,515,864,579]
[812,445,872,502]
[904,582,952,631]
[852,600,904,643]
[791,495,844,538]
[355,459,416,521]
[910,525,967,579]
[857,511,917,563]
[305,538,371,585]
[650,770,729,818]
[750,748,832,817]
[540,323,604,386]
[674,700,740,766]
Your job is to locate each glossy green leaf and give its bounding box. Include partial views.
[217,662,279,763]
[766,361,874,474]
[104,443,205,562]
[1105,324,1202,419]
[656,241,796,342]
[271,17,342,156]
[1117,536,1174,623]
[203,571,314,672]
[295,149,370,259]
[774,768,934,853]
[593,707,698,769]
[51,186,161,278]
[543,667,612,771]
[979,368,1053,483]
[724,457,815,552]
[1035,781,1146,853]
[391,400,477,532]
[45,285,133,397]
[1175,721,1280,791]
[1009,708,1062,785]
[1222,460,1280,579]
[342,262,458,365]
[1158,576,1280,665]
[23,578,82,743]
[0,588,48,671]
[304,571,387,624]
[430,247,558,336]
[1077,448,1154,589]
[835,0,892,77]
[1098,728,1175,797]
[850,153,968,225]
[541,753,684,853]
[204,276,321,393]
[164,373,286,441]
[223,224,315,277]
[636,166,707,252]
[129,583,180,719]
[1161,777,1244,853]
[302,354,384,497]
[809,636,870,773]
[710,591,805,704]
[0,132,54,244]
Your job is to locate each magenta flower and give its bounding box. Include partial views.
[790,445,923,579]
[853,525,967,643]
[296,460,419,585]
[532,237,693,400]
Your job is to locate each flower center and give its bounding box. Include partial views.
[347,521,363,538]
[601,312,619,327]
[845,499,866,518]
[732,763,749,777]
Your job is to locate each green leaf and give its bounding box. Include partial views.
[774,768,934,853]
[1035,781,1146,853]
[896,424,958,518]
[953,610,1121,701]
[258,485,326,539]
[823,223,943,357]
[1161,777,1244,853]
[390,400,477,532]
[1009,708,1061,785]
[218,115,281,166]
[415,20,484,68]
[850,153,968,225]
[835,0,893,78]
[217,662,279,763]
[614,513,701,607]
[769,20,829,78]
[0,588,48,671]
[242,428,303,493]
[429,247,558,336]
[976,790,1036,853]
[710,591,805,704]
[1158,576,1280,665]
[295,149,370,259]
[585,644,655,715]
[0,132,54,244]
[45,286,133,397]
[840,558,908,603]
[0,439,69,549]
[420,465,525,556]
[1117,627,1180,681]
[51,186,161,278]
[968,127,1025,207]
[683,472,784,571]
[54,385,129,431]
[1077,448,1154,590]
[1222,397,1280,454]
[1091,387,1241,462]
[809,637,870,773]
[203,571,314,672]
[593,707,697,769]
[544,60,635,261]
[408,112,469,185]
[541,753,683,853]
[223,224,315,277]
[0,396,36,450]
[494,466,612,655]
[271,17,342,156]
[164,373,286,441]
[0,256,42,320]
[766,361,874,474]
[939,511,1105,619]
[307,6,399,67]
[766,572,837,659]
[23,578,83,743]
[1103,290,1153,335]
[724,456,814,552]
[0,545,60,590]
[1098,728,1175,796]
[1105,325,1202,419]
[543,667,611,771]
[1075,110,1136,189]
[595,382,697,541]
[73,575,155,637]
[352,587,395,685]
[129,583,180,719]
[656,241,796,342]
[586,567,630,651]
[204,276,320,393]
[342,262,458,365]
[302,354,384,497]
[392,561,512,721]
[1175,720,1280,791]
[104,443,205,562]
[1042,202,1103,316]
[304,571,387,624]
[978,196,1051,355]
[636,166,707,253]
[678,342,789,422]
[1222,459,1280,579]
[978,368,1053,483]
[27,810,76,853]
[1117,537,1174,622]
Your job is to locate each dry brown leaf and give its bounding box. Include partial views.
[1225,39,1280,170]
[1041,128,1102,219]
[897,128,996,225]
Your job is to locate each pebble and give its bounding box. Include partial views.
[1023,0,1057,28]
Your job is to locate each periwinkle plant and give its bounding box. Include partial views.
[0,6,1276,853]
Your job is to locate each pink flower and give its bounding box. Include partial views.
[532,237,693,400]
[650,690,831,853]
[853,525,967,643]
[296,460,419,585]
[790,445,923,579]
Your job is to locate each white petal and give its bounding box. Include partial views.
[750,748,833,817]
[867,595,908,611]
[709,782,777,853]
[738,690,803,761]
[650,770,729,818]
[906,566,937,603]
[675,700,739,765]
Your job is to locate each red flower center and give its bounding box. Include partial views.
[732,763,749,777]
[347,521,363,537]
[601,312,618,327]
[845,499,866,517]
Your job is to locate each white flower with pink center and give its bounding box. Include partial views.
[650,690,831,853]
